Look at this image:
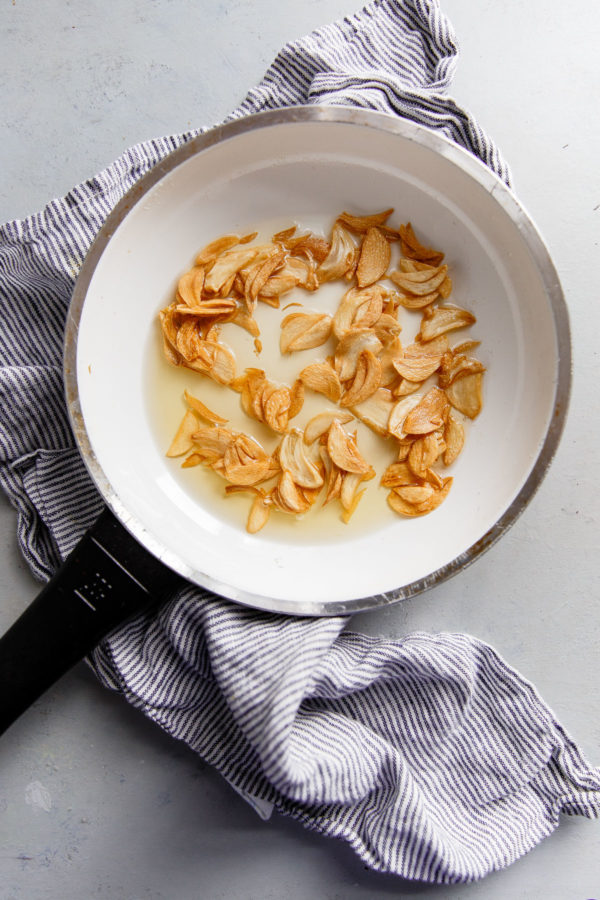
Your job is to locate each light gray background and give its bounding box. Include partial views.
[1,1,599,898]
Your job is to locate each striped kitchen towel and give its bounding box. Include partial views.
[0,0,598,885]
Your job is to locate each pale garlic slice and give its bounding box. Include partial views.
[278,429,324,489]
[351,387,395,436]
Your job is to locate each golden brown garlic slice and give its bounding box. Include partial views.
[419,304,476,342]
[326,420,374,476]
[443,412,465,465]
[356,227,391,288]
[445,372,483,419]
[398,222,444,266]
[402,387,450,435]
[334,328,383,382]
[278,430,324,489]
[316,223,358,283]
[332,285,386,340]
[390,264,448,297]
[280,312,333,353]
[340,349,382,407]
[299,361,343,403]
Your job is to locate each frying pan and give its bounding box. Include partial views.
[0,107,571,733]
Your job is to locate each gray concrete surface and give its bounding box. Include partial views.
[1,1,599,898]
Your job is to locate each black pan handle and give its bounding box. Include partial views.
[0,507,184,735]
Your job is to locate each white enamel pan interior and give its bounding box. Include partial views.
[65,108,570,616]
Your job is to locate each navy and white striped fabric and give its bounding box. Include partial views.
[0,0,598,884]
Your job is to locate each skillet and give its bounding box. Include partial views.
[0,107,571,732]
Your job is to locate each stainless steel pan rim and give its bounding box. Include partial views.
[64,106,571,617]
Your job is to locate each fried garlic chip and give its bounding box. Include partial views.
[337,208,395,235]
[402,387,450,435]
[166,409,198,458]
[390,264,448,297]
[194,232,257,267]
[303,410,354,445]
[190,426,277,487]
[438,348,486,388]
[326,420,373,475]
[278,429,324,489]
[316,222,358,283]
[222,434,277,486]
[238,368,300,434]
[334,328,383,382]
[356,227,391,288]
[247,493,271,533]
[203,247,260,294]
[183,389,228,425]
[243,248,286,312]
[276,230,330,264]
[340,349,382,407]
[183,339,236,385]
[398,222,444,266]
[332,285,386,340]
[299,361,342,403]
[407,433,443,479]
[419,304,476,342]
[280,312,333,353]
[177,267,205,307]
[272,470,313,514]
[259,256,318,299]
[339,471,370,522]
[392,347,443,382]
[387,476,452,517]
[445,372,483,419]
[443,412,465,465]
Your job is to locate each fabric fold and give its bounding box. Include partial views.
[0,0,597,884]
